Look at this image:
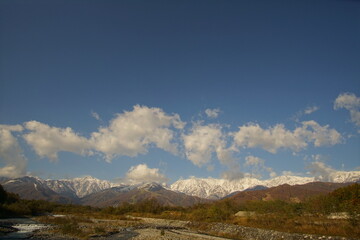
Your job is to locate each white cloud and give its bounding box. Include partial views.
[304,106,319,115]
[292,106,320,122]
[0,125,27,178]
[183,123,235,167]
[307,161,336,182]
[91,111,101,121]
[0,124,24,132]
[205,108,220,118]
[90,105,185,161]
[233,123,307,153]
[23,121,91,160]
[334,92,360,129]
[22,106,185,162]
[244,155,276,179]
[125,163,168,184]
[301,120,342,147]
[233,121,341,153]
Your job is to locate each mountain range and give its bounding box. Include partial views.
[81,182,209,207]
[0,176,208,207]
[170,171,360,199]
[1,171,359,206]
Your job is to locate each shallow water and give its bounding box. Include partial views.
[0,218,47,240]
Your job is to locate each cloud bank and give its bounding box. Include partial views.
[22,105,185,162]
[1,93,357,179]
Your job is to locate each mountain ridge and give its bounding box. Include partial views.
[170,171,360,199]
[228,181,353,203]
[2,170,360,203]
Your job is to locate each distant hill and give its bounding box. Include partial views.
[228,182,351,203]
[2,176,77,204]
[81,182,210,207]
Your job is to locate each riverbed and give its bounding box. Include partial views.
[0,218,48,240]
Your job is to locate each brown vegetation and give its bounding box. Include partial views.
[1,183,359,239]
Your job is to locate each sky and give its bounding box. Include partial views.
[0,0,359,184]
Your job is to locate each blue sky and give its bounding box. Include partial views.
[0,0,359,183]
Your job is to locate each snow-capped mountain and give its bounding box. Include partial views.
[81,182,209,207]
[170,171,360,199]
[2,176,118,201]
[44,176,117,198]
[2,176,76,203]
[2,170,359,202]
[325,171,360,183]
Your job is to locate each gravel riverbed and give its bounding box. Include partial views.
[2,217,358,240]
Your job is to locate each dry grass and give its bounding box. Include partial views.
[231,214,360,239]
[35,214,142,239]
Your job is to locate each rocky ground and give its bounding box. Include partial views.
[2,216,357,240]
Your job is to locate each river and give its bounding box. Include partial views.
[0,218,48,240]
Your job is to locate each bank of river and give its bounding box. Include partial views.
[0,218,48,240]
[2,216,358,240]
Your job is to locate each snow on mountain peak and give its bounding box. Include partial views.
[43,176,118,198]
[170,171,360,199]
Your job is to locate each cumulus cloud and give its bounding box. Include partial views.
[233,121,341,153]
[205,108,220,118]
[90,105,185,161]
[0,125,27,178]
[334,92,360,129]
[183,123,235,167]
[22,106,185,161]
[301,120,342,147]
[23,121,91,160]
[233,123,306,153]
[125,163,168,184]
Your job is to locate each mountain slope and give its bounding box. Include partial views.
[44,176,116,198]
[2,176,116,204]
[81,182,210,207]
[2,176,77,204]
[170,171,360,199]
[229,182,351,203]
[170,176,313,199]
